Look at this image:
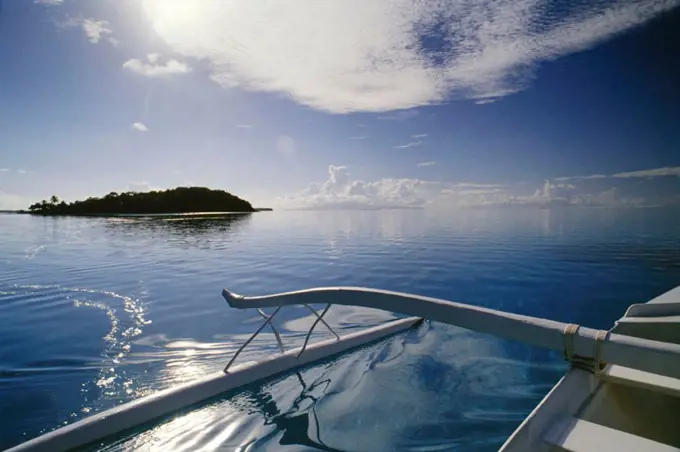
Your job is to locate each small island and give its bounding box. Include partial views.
[27,187,257,216]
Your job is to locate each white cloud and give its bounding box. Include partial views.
[17,169,27,174]
[140,0,676,113]
[475,99,497,105]
[132,122,149,132]
[81,19,112,43]
[281,165,679,210]
[0,168,9,172]
[61,17,117,44]
[35,0,63,5]
[417,161,436,167]
[280,165,441,210]
[412,134,427,138]
[556,166,680,181]
[395,141,422,149]
[123,56,192,77]
[235,124,254,129]
[276,135,297,157]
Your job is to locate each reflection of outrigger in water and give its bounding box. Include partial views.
[243,371,342,451]
[8,285,680,451]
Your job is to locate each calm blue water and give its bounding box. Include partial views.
[1,209,679,451]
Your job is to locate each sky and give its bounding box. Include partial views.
[1,0,679,210]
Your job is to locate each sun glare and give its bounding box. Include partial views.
[141,0,207,38]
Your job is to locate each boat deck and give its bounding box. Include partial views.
[503,286,680,451]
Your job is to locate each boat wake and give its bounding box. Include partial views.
[0,284,151,418]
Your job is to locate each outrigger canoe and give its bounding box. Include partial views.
[6,285,680,451]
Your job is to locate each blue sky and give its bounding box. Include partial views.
[1,0,679,209]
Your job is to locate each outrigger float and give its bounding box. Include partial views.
[7,285,680,451]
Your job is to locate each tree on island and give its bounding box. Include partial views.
[28,187,255,215]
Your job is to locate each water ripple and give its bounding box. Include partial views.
[1,209,679,450]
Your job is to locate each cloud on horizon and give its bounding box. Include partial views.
[417,161,436,167]
[141,0,677,113]
[280,165,441,210]
[279,166,680,210]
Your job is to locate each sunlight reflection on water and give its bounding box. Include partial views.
[1,209,679,450]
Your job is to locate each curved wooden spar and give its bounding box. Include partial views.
[223,287,680,379]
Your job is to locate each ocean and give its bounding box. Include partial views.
[1,208,679,451]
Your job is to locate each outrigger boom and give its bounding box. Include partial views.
[224,286,680,379]
[7,286,680,452]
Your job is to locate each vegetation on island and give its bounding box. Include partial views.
[27,187,255,215]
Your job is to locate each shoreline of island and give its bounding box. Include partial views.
[18,187,273,217]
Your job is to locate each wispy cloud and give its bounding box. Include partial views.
[417,161,436,167]
[377,110,420,121]
[82,19,112,43]
[35,0,63,5]
[348,136,366,140]
[61,16,115,44]
[554,174,607,181]
[131,122,148,132]
[0,168,9,172]
[613,166,680,178]
[556,166,680,181]
[395,141,422,149]
[107,37,120,47]
[17,169,27,174]
[412,134,427,139]
[141,0,676,113]
[123,55,192,77]
[235,124,254,129]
